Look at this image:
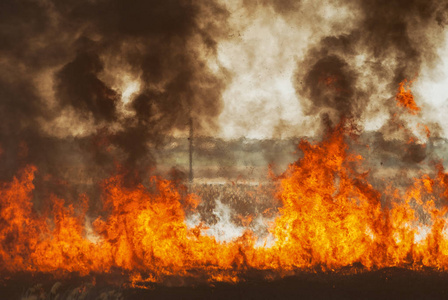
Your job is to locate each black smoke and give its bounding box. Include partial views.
[289,0,448,165]
[292,0,447,126]
[0,0,229,202]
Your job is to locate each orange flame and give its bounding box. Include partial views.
[1,83,448,285]
[395,79,420,114]
[2,126,448,284]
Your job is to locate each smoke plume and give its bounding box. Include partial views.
[0,0,230,200]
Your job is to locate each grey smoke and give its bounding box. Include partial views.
[0,0,230,201]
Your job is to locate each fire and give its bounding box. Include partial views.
[0,167,253,282]
[395,79,420,114]
[271,124,448,271]
[271,124,383,270]
[2,81,448,286]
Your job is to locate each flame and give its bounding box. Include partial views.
[2,81,448,285]
[395,79,420,114]
[271,124,383,270]
[418,123,431,139]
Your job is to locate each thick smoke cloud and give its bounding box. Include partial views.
[294,0,448,125]
[2,0,448,200]
[289,0,448,164]
[298,54,359,120]
[0,0,229,201]
[243,0,301,15]
[56,52,119,123]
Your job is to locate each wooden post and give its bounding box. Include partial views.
[188,116,193,189]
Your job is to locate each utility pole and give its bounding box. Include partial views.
[188,115,193,190]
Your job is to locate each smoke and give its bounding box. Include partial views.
[56,51,119,123]
[0,0,230,200]
[297,54,360,122]
[214,0,447,140]
[284,0,448,171]
[2,0,448,201]
[293,0,448,130]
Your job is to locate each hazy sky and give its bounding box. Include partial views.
[109,0,448,140]
[211,0,448,139]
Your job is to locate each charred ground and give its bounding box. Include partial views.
[4,268,448,300]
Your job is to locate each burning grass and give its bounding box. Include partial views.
[2,122,448,287]
[1,81,448,294]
